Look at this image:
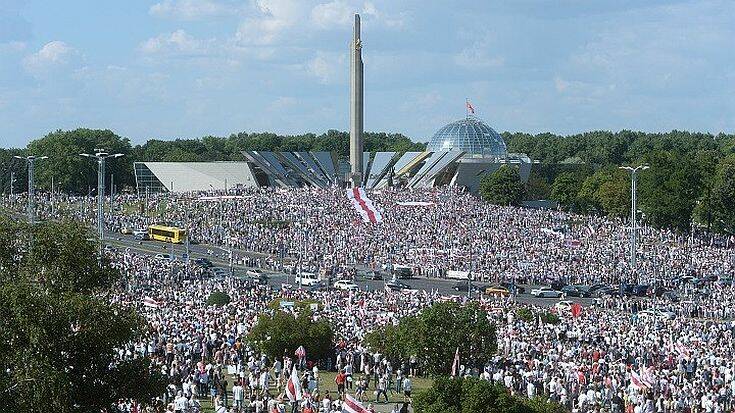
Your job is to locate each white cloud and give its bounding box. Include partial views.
[139,30,213,55]
[454,41,504,69]
[235,0,308,46]
[311,0,354,28]
[149,0,235,20]
[305,51,345,84]
[22,41,75,72]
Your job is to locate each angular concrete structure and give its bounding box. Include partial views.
[349,13,364,187]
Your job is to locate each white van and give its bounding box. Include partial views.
[295,271,320,286]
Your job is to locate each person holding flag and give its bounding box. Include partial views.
[285,366,303,413]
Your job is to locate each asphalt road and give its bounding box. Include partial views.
[103,231,594,307]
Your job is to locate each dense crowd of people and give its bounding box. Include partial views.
[2,186,735,412]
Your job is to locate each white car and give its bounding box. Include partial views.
[638,309,676,320]
[246,269,265,277]
[154,253,173,261]
[554,300,574,312]
[295,272,320,286]
[531,287,563,298]
[333,280,359,291]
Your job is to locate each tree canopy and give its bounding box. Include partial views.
[247,307,334,364]
[0,217,165,412]
[479,166,525,206]
[364,301,496,377]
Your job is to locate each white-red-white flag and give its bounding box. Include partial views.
[285,366,302,402]
[466,100,475,114]
[342,393,370,413]
[143,296,162,308]
[451,347,460,377]
[295,345,306,359]
[630,371,647,389]
[346,187,382,224]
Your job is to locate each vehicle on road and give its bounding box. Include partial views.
[295,272,320,286]
[333,280,359,291]
[452,281,486,293]
[531,287,563,298]
[484,285,510,297]
[554,300,574,312]
[148,225,187,244]
[384,279,411,291]
[246,269,266,278]
[120,227,133,235]
[211,267,229,278]
[134,233,150,241]
[393,265,413,279]
[561,285,583,297]
[194,257,213,268]
[154,253,173,261]
[499,282,525,294]
[360,270,384,280]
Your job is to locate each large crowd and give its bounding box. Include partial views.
[3,186,735,413]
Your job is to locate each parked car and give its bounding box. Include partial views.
[154,253,173,261]
[554,300,574,312]
[194,257,213,268]
[638,309,676,320]
[358,270,384,280]
[452,282,486,293]
[295,272,320,286]
[484,285,510,297]
[561,285,582,297]
[334,280,359,291]
[246,269,266,278]
[385,279,411,291]
[393,265,414,279]
[120,227,133,235]
[500,282,525,294]
[531,287,563,298]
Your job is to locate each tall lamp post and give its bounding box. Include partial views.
[14,155,48,224]
[80,150,124,245]
[619,165,649,276]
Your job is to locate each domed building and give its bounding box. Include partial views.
[427,116,508,158]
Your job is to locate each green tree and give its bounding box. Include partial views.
[709,155,735,233]
[479,166,525,206]
[248,307,334,363]
[0,217,165,412]
[577,167,629,217]
[206,291,231,306]
[414,377,565,413]
[638,151,702,231]
[550,172,583,209]
[365,301,496,376]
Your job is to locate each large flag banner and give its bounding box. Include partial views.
[346,187,383,224]
[343,394,370,413]
[142,297,162,308]
[285,366,302,402]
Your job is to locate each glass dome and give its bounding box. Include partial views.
[426,116,507,157]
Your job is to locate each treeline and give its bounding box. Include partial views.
[0,128,424,195]
[501,130,735,234]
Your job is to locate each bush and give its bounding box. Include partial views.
[206,291,231,307]
[540,312,560,325]
[515,308,534,323]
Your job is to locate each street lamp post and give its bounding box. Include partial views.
[14,155,48,224]
[80,150,124,250]
[619,165,649,276]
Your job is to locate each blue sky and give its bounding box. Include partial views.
[1,0,734,147]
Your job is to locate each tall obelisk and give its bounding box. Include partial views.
[349,13,364,187]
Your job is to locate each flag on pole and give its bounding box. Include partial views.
[285,366,303,402]
[295,345,306,359]
[571,303,582,318]
[451,347,460,377]
[630,371,647,389]
[466,100,475,114]
[343,393,370,413]
[346,187,383,223]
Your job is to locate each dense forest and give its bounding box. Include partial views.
[1,128,734,233]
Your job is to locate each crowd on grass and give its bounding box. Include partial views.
[2,186,735,412]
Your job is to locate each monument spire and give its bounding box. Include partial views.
[349,13,364,187]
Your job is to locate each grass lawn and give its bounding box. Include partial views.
[196,371,432,413]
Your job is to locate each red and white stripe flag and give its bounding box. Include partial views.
[346,187,382,224]
[343,393,370,413]
[451,347,460,377]
[630,371,647,389]
[143,296,162,308]
[285,366,303,402]
[295,345,306,359]
[466,100,475,114]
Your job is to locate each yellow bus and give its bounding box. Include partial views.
[148,225,187,243]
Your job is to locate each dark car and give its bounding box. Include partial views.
[631,284,650,297]
[194,257,213,268]
[452,281,486,293]
[593,286,617,297]
[561,285,582,297]
[550,281,567,291]
[385,279,411,291]
[362,270,384,281]
[500,282,525,294]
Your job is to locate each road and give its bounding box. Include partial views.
[103,231,595,308]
